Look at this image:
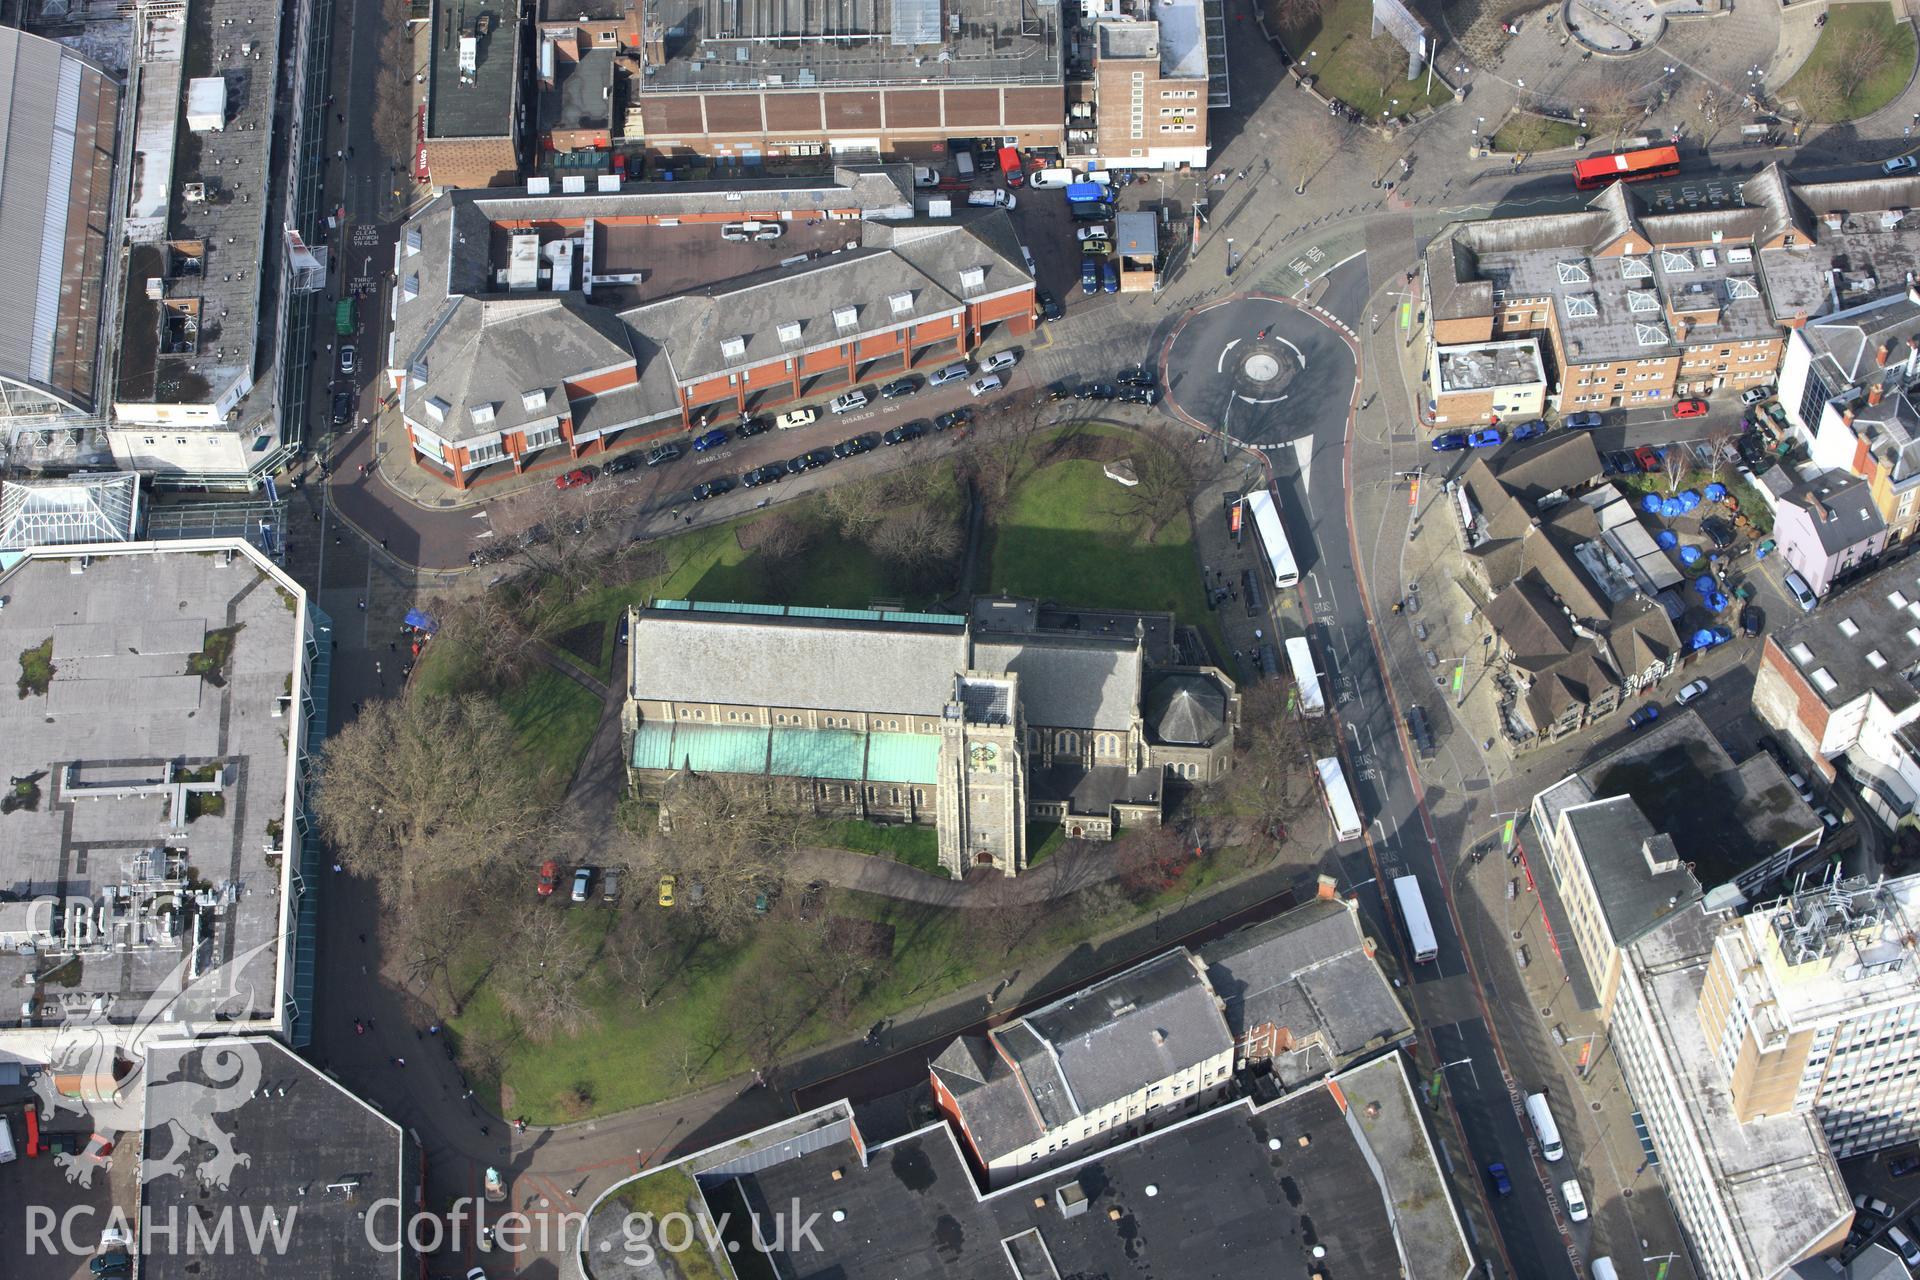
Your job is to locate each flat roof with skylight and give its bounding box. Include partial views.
[1769,561,1920,717]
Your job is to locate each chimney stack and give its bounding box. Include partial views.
[1878,343,1891,367]
[1317,873,1339,901]
[1844,407,1856,425]
[1871,382,1886,407]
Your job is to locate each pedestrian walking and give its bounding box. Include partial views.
[357,598,366,611]
[480,1124,490,1135]
[332,862,343,874]
[354,1020,364,1034]
[429,1024,440,1035]
[358,933,367,944]
[391,1056,406,1067]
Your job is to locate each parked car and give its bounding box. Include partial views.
[1889,1224,1920,1268]
[787,452,817,473]
[929,361,971,388]
[1117,386,1159,405]
[740,465,776,487]
[1741,384,1774,405]
[1890,1150,1920,1177]
[966,190,1016,208]
[1102,260,1119,293]
[1430,432,1470,452]
[692,427,730,451]
[338,345,356,375]
[1561,1179,1589,1223]
[1020,244,1036,275]
[829,389,869,414]
[1634,445,1664,472]
[845,432,880,453]
[1886,156,1920,176]
[646,443,681,466]
[970,374,1004,397]
[1565,411,1604,430]
[570,867,593,903]
[1076,224,1112,242]
[1814,806,1841,829]
[536,859,559,897]
[1467,428,1503,448]
[554,467,595,490]
[1605,449,1638,476]
[1512,418,1548,441]
[1081,257,1100,294]
[1071,203,1116,222]
[1075,383,1116,402]
[1700,516,1735,548]
[775,407,818,429]
[720,225,750,242]
[879,378,919,399]
[1675,678,1710,705]
[1740,604,1764,636]
[1857,1194,1895,1220]
[1081,238,1114,255]
[736,416,770,437]
[1117,367,1158,389]
[692,477,733,500]
[934,408,973,431]
[1036,289,1063,322]
[330,390,353,425]
[1487,1163,1512,1196]
[1784,571,1818,611]
[913,166,939,187]
[1674,398,1709,418]
[1628,705,1660,729]
[601,869,622,903]
[804,447,835,468]
[657,875,676,908]
[602,453,641,475]
[979,351,1018,374]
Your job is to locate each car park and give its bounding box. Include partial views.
[1676,679,1710,705]
[1889,1225,1920,1268]
[1117,386,1159,405]
[934,408,972,430]
[331,390,354,425]
[1741,605,1763,636]
[1487,1163,1512,1196]
[1075,383,1116,402]
[929,362,971,387]
[692,427,730,451]
[602,453,641,475]
[979,351,1018,374]
[1102,261,1119,293]
[646,443,681,466]
[1857,1194,1895,1220]
[1784,571,1818,611]
[1741,384,1774,405]
[1891,1151,1920,1177]
[1431,432,1470,452]
[570,867,594,903]
[1512,418,1548,441]
[880,378,919,399]
[535,859,559,897]
[1036,290,1062,322]
[1565,411,1604,430]
[1077,224,1112,242]
[1634,445,1664,472]
[829,389,869,414]
[1675,398,1709,418]
[776,406,818,429]
[554,467,595,489]
[1561,1180,1589,1223]
[736,416,770,437]
[1629,705,1660,730]
[1081,238,1113,255]
[692,477,733,500]
[1467,428,1503,448]
[970,374,1003,397]
[1081,257,1100,294]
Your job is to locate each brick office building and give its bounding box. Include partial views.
[385,168,1033,489]
[1080,8,1209,171]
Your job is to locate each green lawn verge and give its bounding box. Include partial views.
[612,1166,727,1280]
[806,819,946,876]
[498,666,604,786]
[1267,0,1455,119]
[1782,2,1917,122]
[1026,823,1068,867]
[1492,115,1583,154]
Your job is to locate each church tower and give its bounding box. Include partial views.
[936,671,1027,877]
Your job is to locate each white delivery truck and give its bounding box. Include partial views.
[1525,1092,1565,1161]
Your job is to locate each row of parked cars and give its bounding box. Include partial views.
[1043,366,1160,405]
[1430,412,1605,452]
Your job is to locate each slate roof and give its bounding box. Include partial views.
[1525,648,1617,728]
[929,1037,1045,1159]
[1026,762,1162,813]
[1143,673,1227,745]
[1200,898,1411,1087]
[1486,575,1579,672]
[1558,794,1702,946]
[629,606,969,715]
[1781,471,1888,553]
[971,634,1143,731]
[1491,432,1602,508]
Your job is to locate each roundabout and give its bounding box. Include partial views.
[1159,295,1358,457]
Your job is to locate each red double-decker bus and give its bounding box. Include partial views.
[1572,145,1682,190]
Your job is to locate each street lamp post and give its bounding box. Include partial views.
[1225,237,1237,275]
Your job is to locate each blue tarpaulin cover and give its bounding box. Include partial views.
[1678,545,1701,565]
[1641,493,1663,513]
[1677,489,1701,512]
[1657,530,1679,549]
[404,608,438,632]
[1704,482,1727,502]
[1694,575,1716,595]
[1690,629,1716,650]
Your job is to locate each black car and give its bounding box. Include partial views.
[736,416,770,437]
[692,477,734,501]
[879,378,919,399]
[1565,411,1605,430]
[1076,382,1117,401]
[745,461,789,485]
[602,453,641,475]
[1607,449,1637,475]
[1117,386,1159,406]
[788,453,815,472]
[1116,367,1158,389]
[1041,381,1074,402]
[804,447,836,468]
[645,443,682,466]
[741,466,771,487]
[849,432,880,453]
[330,390,354,425]
[1741,604,1764,637]
[1037,290,1062,322]
[934,408,972,431]
[832,437,860,458]
[1701,516,1736,548]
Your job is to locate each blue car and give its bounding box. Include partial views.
[1512,418,1548,441]
[1468,428,1503,448]
[1081,257,1100,295]
[1102,260,1119,294]
[691,428,731,451]
[1431,432,1470,452]
[1487,1163,1512,1196]
[1629,705,1660,730]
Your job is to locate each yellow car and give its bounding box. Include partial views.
[657,874,676,908]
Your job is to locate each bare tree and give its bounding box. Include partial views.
[1115,443,1195,543]
[437,594,544,693]
[1797,68,1848,123]
[970,873,1046,958]
[390,877,491,1014]
[506,483,628,609]
[1215,680,1334,841]
[1267,0,1326,37]
[1663,444,1691,496]
[1582,82,1642,144]
[1691,87,1735,147]
[494,908,598,1041]
[605,905,677,1008]
[1355,35,1410,109]
[867,502,963,576]
[312,693,556,890]
[769,915,884,1025]
[738,511,817,601]
[959,399,1055,512]
[1703,424,1738,483]
[1290,109,1358,194]
[1834,26,1896,104]
[729,952,809,1083]
[819,475,889,543]
[650,774,798,934]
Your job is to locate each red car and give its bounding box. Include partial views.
[1674,399,1709,418]
[535,859,559,896]
[554,467,595,490]
[1634,445,1664,472]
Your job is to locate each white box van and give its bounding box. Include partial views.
[1029,168,1074,189]
[1560,1178,1588,1222]
[1525,1092,1564,1161]
[966,190,1016,208]
[1589,1260,1618,1280]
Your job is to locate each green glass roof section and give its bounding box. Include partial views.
[769,727,868,780]
[865,731,941,784]
[631,721,770,774]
